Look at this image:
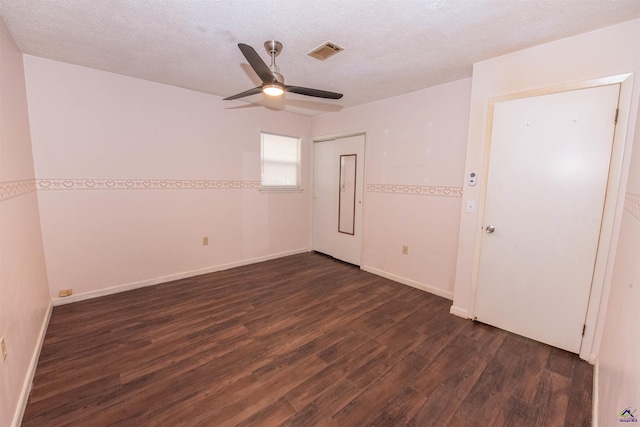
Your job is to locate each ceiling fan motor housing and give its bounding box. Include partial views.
[264,40,283,57]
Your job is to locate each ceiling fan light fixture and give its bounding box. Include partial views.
[263,83,284,96]
[225,42,343,101]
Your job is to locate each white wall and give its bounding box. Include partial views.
[0,18,50,427]
[312,79,471,298]
[452,19,640,325]
[596,104,640,425]
[449,18,640,423]
[23,56,312,302]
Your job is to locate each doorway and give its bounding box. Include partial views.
[312,134,365,265]
[473,84,620,354]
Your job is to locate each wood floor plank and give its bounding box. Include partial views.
[279,378,360,426]
[564,359,594,427]
[407,331,507,426]
[234,397,297,427]
[547,345,578,377]
[410,334,481,396]
[197,354,328,426]
[331,352,429,426]
[368,386,427,427]
[531,370,571,427]
[21,252,593,426]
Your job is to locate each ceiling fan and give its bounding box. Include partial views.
[224,40,343,101]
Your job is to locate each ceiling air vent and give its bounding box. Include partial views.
[308,42,344,61]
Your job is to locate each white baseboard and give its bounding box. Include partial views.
[53,248,310,306]
[449,305,470,319]
[592,356,599,426]
[12,300,53,427]
[360,265,453,300]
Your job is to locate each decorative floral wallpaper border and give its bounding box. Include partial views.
[625,192,640,221]
[0,179,37,202]
[3,179,462,200]
[367,184,463,198]
[4,179,637,214]
[2,179,463,197]
[35,178,261,191]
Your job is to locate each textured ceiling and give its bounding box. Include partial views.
[0,0,639,116]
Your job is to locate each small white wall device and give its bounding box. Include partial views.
[469,172,477,186]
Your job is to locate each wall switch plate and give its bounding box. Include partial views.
[59,289,73,297]
[1,336,7,361]
[466,200,476,213]
[202,237,209,246]
[402,245,409,255]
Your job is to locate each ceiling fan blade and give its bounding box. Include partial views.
[285,86,343,99]
[238,43,276,84]
[223,86,262,100]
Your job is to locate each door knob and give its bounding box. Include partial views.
[485,225,496,233]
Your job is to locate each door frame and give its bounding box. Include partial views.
[468,73,634,362]
[311,132,367,266]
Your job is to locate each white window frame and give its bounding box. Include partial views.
[260,132,302,192]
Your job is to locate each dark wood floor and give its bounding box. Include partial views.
[22,252,592,426]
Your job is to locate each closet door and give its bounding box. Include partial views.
[312,135,365,265]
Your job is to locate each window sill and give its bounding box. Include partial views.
[259,186,304,194]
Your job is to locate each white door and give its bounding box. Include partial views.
[474,85,619,353]
[312,135,365,265]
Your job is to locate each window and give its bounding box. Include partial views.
[261,132,301,190]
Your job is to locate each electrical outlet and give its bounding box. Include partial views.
[202,236,209,246]
[1,336,7,361]
[402,245,409,255]
[59,289,73,297]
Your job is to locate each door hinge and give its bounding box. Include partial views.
[582,324,586,336]
[614,108,619,124]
